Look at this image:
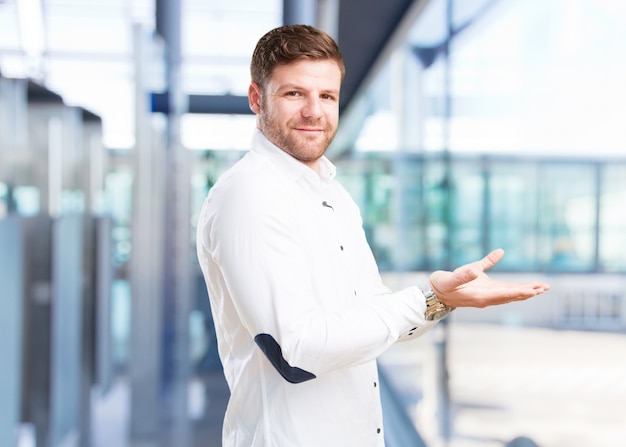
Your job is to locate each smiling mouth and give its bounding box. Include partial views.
[295,127,323,132]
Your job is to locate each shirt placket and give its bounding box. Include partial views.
[318,188,359,302]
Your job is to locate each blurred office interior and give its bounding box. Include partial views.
[1,0,626,446]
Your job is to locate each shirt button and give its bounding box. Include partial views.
[374,381,377,387]
[340,245,344,251]
[377,428,381,434]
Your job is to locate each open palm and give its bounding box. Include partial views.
[429,248,550,308]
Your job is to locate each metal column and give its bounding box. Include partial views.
[156,0,193,444]
[129,0,193,443]
[283,0,317,25]
[129,24,164,438]
[0,217,24,447]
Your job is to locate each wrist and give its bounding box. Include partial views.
[423,289,455,321]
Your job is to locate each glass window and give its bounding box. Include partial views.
[488,160,540,271]
[388,155,427,270]
[599,163,626,272]
[449,158,485,266]
[537,163,598,272]
[421,158,449,269]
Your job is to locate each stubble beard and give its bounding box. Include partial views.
[259,104,337,165]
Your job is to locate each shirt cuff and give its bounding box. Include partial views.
[395,287,440,341]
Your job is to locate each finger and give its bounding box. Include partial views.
[479,248,505,272]
[431,254,494,292]
[507,281,550,294]
[430,265,481,294]
[486,282,550,304]
[450,249,504,283]
[530,281,551,293]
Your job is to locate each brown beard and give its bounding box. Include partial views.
[259,99,336,164]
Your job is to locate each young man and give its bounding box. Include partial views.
[196,24,549,447]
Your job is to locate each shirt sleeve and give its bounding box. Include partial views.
[199,168,438,382]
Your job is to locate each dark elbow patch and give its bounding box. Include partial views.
[254,333,316,384]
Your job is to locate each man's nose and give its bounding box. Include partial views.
[301,96,323,117]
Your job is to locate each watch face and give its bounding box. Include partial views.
[433,308,450,320]
[424,290,452,321]
[426,304,451,321]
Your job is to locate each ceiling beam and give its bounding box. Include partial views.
[337,0,430,114]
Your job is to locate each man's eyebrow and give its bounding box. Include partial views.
[277,83,305,91]
[277,83,339,95]
[321,88,340,96]
[277,83,300,91]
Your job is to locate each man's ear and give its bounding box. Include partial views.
[248,82,262,114]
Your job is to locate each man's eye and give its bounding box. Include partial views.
[286,91,300,96]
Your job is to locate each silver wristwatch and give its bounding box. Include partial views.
[424,289,454,321]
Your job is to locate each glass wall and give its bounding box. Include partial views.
[338,155,626,273]
[599,164,626,272]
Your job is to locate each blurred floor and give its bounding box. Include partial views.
[380,323,626,447]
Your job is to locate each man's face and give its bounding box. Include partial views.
[248,59,341,172]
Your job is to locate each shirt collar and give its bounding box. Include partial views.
[251,129,337,185]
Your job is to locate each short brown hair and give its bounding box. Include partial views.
[250,24,345,90]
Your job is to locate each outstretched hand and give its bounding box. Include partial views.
[429,248,550,308]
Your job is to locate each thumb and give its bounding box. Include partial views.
[429,267,478,293]
[429,248,505,293]
[480,248,505,271]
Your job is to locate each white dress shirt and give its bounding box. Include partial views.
[196,129,438,447]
